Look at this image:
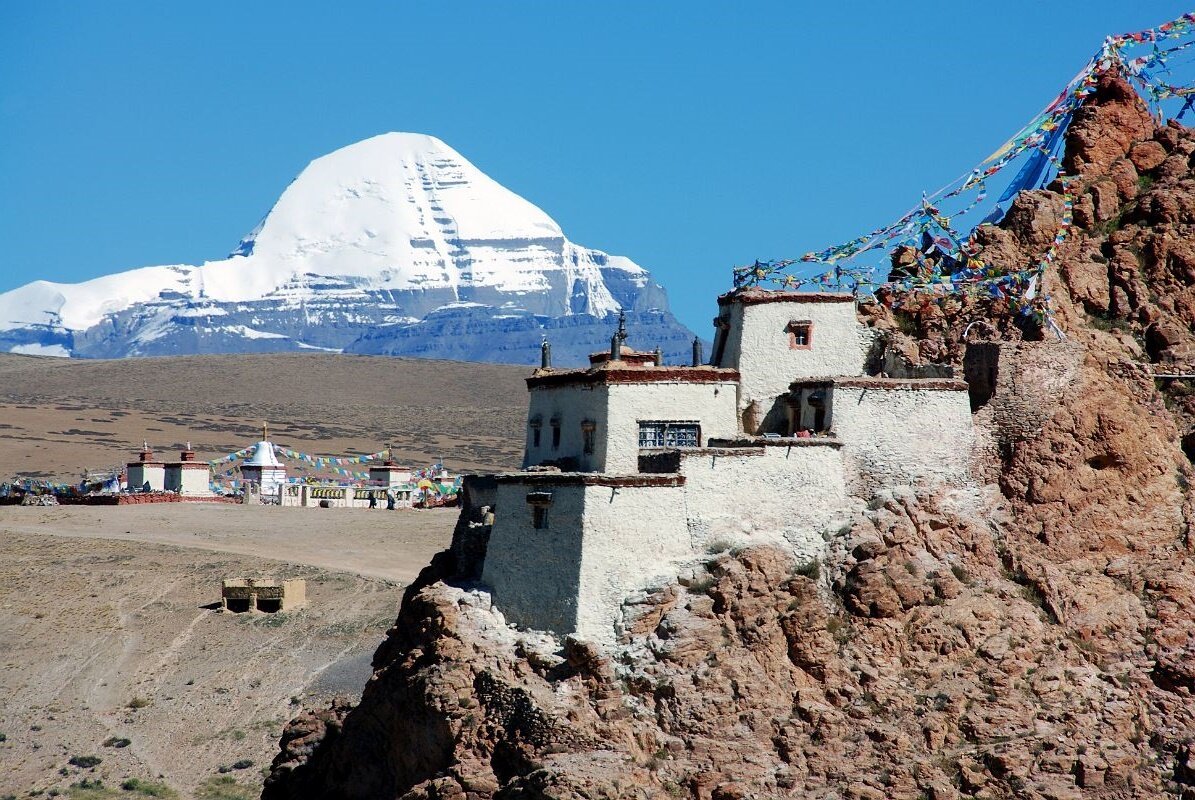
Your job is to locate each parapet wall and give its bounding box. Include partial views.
[831,382,974,491]
[672,443,851,558]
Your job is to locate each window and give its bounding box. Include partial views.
[638,421,701,449]
[527,490,552,529]
[786,320,813,350]
[581,420,596,455]
[529,417,542,448]
[551,418,561,449]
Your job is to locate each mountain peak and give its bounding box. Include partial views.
[0,134,694,364]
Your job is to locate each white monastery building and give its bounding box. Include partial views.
[472,290,975,641]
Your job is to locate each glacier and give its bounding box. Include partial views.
[0,133,697,364]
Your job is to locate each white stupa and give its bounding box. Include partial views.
[240,423,287,497]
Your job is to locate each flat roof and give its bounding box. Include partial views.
[527,365,739,389]
[789,376,968,391]
[495,472,685,488]
[717,288,856,307]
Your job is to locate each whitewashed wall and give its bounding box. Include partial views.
[127,463,165,492]
[524,384,608,471]
[832,385,974,489]
[720,299,870,415]
[524,379,738,474]
[179,468,212,496]
[482,481,588,633]
[574,483,690,639]
[675,444,851,559]
[604,381,738,473]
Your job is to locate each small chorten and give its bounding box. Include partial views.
[370,443,411,487]
[241,422,287,497]
[127,439,165,492]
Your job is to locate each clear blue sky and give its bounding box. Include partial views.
[0,1,1186,333]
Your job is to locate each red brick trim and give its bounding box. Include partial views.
[528,367,739,389]
[717,289,855,307]
[495,472,685,488]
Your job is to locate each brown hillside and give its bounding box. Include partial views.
[0,352,528,480]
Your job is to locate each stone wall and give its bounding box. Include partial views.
[831,383,974,491]
[481,480,588,633]
[524,382,607,471]
[604,381,738,473]
[673,443,851,558]
[481,475,690,640]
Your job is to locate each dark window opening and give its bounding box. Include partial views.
[582,421,596,454]
[533,505,549,529]
[786,320,813,350]
[551,421,561,449]
[256,598,282,613]
[638,421,701,448]
[532,427,541,447]
[225,598,251,613]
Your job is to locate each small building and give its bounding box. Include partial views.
[279,483,415,508]
[126,442,165,492]
[164,443,213,497]
[221,578,306,613]
[241,430,287,499]
[369,455,412,488]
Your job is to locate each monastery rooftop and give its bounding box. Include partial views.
[527,362,739,388]
[716,288,857,306]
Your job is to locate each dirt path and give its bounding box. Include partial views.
[0,504,456,798]
[0,504,458,583]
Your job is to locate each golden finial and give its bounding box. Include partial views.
[262,421,269,441]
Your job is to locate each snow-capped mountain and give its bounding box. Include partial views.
[0,133,696,363]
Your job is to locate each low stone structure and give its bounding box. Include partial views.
[221,578,306,613]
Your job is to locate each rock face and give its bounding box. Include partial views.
[0,133,696,365]
[262,75,1195,799]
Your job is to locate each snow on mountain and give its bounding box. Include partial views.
[0,133,693,364]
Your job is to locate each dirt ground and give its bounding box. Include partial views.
[0,504,458,799]
[0,351,527,482]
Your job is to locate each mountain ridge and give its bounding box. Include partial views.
[0,133,697,364]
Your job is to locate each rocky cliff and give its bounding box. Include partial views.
[260,75,1195,800]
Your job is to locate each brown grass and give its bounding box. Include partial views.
[0,352,528,481]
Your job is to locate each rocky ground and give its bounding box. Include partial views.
[258,73,1195,799]
[0,505,456,799]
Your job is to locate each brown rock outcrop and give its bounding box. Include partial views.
[264,71,1195,799]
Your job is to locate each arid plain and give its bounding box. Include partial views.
[0,352,527,799]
